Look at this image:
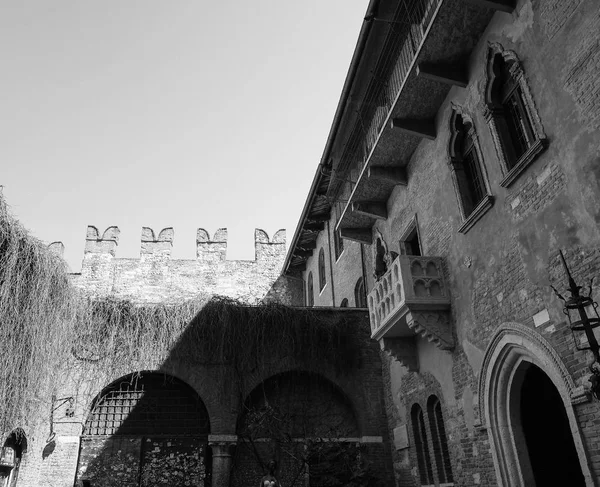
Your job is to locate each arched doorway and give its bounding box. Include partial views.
[518,363,584,486]
[0,429,26,487]
[479,323,593,486]
[76,372,210,487]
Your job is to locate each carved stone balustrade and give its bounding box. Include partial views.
[367,256,454,371]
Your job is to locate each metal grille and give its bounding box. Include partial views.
[84,374,209,436]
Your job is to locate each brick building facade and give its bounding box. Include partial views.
[3,1,600,486]
[284,0,600,485]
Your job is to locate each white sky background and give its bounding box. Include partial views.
[0,1,367,270]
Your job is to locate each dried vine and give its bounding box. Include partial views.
[0,194,363,441]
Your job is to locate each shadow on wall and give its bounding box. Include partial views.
[64,299,382,487]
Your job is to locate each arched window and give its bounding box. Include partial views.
[411,404,434,486]
[484,44,547,187]
[334,229,344,260]
[307,272,314,307]
[449,108,493,233]
[354,278,367,308]
[340,298,349,308]
[427,396,453,484]
[318,248,326,291]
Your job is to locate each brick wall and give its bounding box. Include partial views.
[69,226,300,305]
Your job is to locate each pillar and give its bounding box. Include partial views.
[208,434,237,487]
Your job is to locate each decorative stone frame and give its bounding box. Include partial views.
[483,43,547,188]
[448,104,494,234]
[477,322,593,487]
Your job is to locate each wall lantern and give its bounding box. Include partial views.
[552,250,600,399]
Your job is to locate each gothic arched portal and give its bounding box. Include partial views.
[478,323,593,486]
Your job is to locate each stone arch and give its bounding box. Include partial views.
[477,322,593,486]
[0,428,27,487]
[77,371,212,487]
[235,370,360,487]
[240,361,365,436]
[81,366,221,433]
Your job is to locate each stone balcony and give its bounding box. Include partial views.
[367,255,454,371]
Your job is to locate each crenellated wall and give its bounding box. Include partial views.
[69,226,299,304]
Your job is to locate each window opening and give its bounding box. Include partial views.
[484,44,547,186]
[411,404,434,486]
[427,396,453,484]
[334,229,344,260]
[450,111,488,218]
[318,248,326,291]
[340,298,349,308]
[355,278,367,308]
[307,272,314,307]
[401,227,421,256]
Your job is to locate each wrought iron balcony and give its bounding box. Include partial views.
[367,256,453,361]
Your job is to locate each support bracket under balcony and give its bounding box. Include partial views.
[406,311,454,351]
[368,166,407,186]
[391,118,436,140]
[352,201,387,220]
[380,337,419,372]
[340,228,372,244]
[417,63,468,88]
[464,0,514,13]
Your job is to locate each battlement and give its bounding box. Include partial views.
[80,225,286,262]
[68,225,292,304]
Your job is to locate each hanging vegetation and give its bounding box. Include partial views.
[0,195,364,440]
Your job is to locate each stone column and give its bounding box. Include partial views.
[208,434,237,487]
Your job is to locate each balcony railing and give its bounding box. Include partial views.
[367,255,451,347]
[332,0,441,200]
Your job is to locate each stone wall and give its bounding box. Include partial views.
[68,226,301,304]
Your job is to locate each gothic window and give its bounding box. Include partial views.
[318,248,326,291]
[427,396,453,484]
[411,404,434,486]
[334,229,344,260]
[449,108,493,233]
[484,43,547,187]
[307,272,314,307]
[340,298,349,308]
[354,277,367,308]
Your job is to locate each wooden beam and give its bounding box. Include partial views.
[417,63,468,88]
[340,228,372,244]
[294,249,314,258]
[352,201,388,220]
[307,214,330,223]
[298,240,317,250]
[303,221,325,232]
[391,118,436,140]
[368,166,407,185]
[464,0,514,13]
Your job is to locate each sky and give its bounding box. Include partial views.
[0,0,367,270]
